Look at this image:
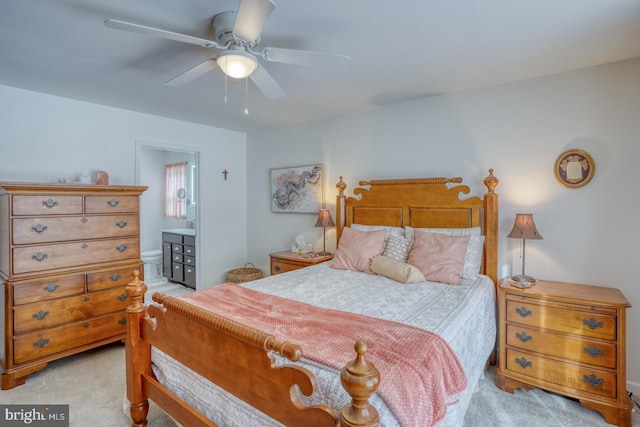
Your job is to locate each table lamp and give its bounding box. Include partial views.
[314,209,335,256]
[507,213,543,287]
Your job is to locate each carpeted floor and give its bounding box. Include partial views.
[1,278,638,426]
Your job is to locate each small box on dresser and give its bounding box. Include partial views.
[496,279,632,426]
[0,182,147,389]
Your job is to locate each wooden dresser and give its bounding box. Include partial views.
[496,279,632,426]
[269,251,333,275]
[0,182,147,389]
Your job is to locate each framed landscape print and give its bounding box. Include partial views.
[271,164,323,213]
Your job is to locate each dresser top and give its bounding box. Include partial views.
[500,279,630,308]
[0,182,148,195]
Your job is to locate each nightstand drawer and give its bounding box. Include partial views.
[505,299,616,340]
[271,260,301,275]
[505,324,616,368]
[505,349,617,399]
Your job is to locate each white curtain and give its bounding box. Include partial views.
[165,162,187,218]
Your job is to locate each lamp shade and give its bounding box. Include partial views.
[216,50,258,79]
[314,209,335,228]
[507,214,543,240]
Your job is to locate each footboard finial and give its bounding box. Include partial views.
[125,270,147,312]
[340,341,380,427]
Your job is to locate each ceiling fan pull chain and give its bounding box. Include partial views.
[244,77,249,115]
[224,71,228,103]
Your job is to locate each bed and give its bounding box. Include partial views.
[125,169,500,427]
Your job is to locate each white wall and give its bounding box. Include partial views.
[0,85,248,287]
[247,58,640,393]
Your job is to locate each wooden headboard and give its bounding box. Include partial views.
[336,169,499,284]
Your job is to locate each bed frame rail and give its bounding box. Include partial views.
[125,271,381,427]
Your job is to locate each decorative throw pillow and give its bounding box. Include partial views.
[382,234,412,263]
[371,255,425,284]
[407,232,470,285]
[405,226,483,279]
[331,227,387,274]
[350,224,404,251]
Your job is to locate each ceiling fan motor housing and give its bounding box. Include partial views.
[213,11,259,46]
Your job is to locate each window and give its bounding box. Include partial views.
[165,162,187,218]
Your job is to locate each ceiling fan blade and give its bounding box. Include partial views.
[250,64,284,100]
[166,59,218,86]
[261,47,350,69]
[104,19,220,48]
[233,0,276,43]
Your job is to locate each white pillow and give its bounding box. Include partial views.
[405,226,483,279]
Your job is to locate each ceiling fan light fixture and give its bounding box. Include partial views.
[217,50,258,79]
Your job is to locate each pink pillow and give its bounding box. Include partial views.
[331,227,387,274]
[407,232,470,285]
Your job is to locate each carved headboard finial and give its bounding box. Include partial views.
[484,169,499,193]
[336,176,347,197]
[125,270,147,312]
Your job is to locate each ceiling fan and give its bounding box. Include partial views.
[104,0,350,100]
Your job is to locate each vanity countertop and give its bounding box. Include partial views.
[161,228,196,236]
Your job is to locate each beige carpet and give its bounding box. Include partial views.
[1,279,638,427]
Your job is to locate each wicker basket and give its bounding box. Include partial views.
[226,263,263,284]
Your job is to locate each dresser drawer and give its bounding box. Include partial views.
[505,299,616,340]
[86,265,141,292]
[85,195,139,214]
[13,312,127,364]
[505,349,617,399]
[13,274,85,305]
[12,195,83,216]
[13,287,130,334]
[505,324,616,369]
[12,214,139,244]
[12,237,140,274]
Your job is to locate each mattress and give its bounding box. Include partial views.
[151,262,496,426]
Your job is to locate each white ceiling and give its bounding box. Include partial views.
[2,0,640,132]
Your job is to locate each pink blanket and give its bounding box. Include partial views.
[180,283,466,427]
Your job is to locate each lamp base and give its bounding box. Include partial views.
[317,251,332,256]
[509,274,537,288]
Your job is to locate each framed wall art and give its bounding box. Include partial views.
[554,149,595,188]
[271,164,323,213]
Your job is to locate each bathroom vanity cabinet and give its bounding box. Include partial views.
[162,230,196,289]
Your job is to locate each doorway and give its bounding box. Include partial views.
[135,139,200,263]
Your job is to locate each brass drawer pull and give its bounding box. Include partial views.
[583,345,604,358]
[82,297,90,302]
[42,199,58,208]
[582,317,604,330]
[583,374,604,387]
[81,243,88,249]
[117,293,128,302]
[116,244,128,252]
[33,338,50,348]
[274,265,281,272]
[83,322,90,328]
[515,357,532,369]
[515,332,533,343]
[31,224,48,234]
[118,317,127,326]
[116,220,128,228]
[43,284,59,292]
[32,310,49,321]
[81,217,88,223]
[109,273,121,281]
[515,306,532,317]
[107,199,120,207]
[32,252,48,262]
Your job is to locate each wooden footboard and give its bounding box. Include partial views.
[125,271,381,427]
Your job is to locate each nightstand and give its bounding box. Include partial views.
[496,279,632,426]
[269,251,333,275]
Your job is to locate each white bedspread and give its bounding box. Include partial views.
[151,262,496,426]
